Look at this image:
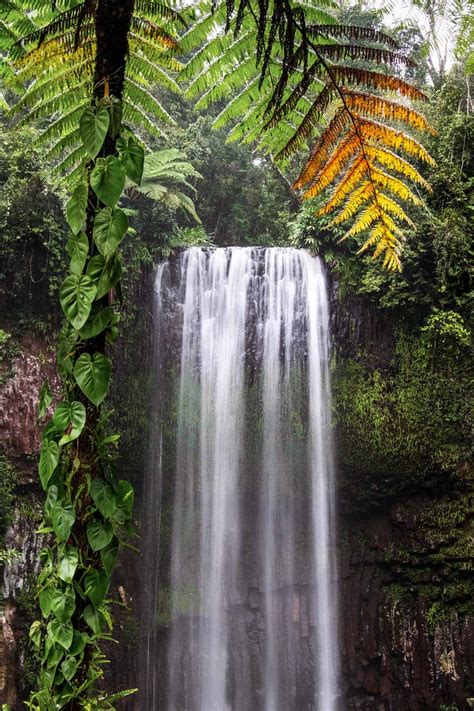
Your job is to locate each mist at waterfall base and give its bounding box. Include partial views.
[140,247,340,711]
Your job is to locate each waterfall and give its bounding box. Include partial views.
[142,247,340,710]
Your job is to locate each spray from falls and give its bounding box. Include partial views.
[142,247,339,710]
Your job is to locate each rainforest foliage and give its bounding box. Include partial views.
[0,0,472,708]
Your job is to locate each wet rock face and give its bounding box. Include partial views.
[341,508,474,710]
[0,333,55,709]
[0,335,58,465]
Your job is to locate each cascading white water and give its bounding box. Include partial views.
[146,246,340,710]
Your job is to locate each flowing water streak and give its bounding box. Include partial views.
[159,247,339,710]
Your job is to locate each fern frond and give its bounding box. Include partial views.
[343,89,436,134]
[330,66,427,101]
[364,144,431,189]
[133,1,186,26]
[356,117,436,166]
[330,181,373,224]
[318,43,416,68]
[315,155,367,209]
[309,24,399,49]
[127,52,181,93]
[294,107,351,188]
[130,15,179,51]
[371,168,422,204]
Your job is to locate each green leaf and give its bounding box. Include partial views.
[117,480,134,516]
[86,254,106,282]
[44,486,58,518]
[66,232,89,275]
[69,630,89,657]
[38,380,53,420]
[52,401,86,446]
[90,156,125,207]
[93,207,128,257]
[51,588,75,623]
[84,567,110,608]
[60,274,97,330]
[86,255,122,300]
[46,643,64,669]
[61,656,79,682]
[90,478,117,519]
[73,353,111,407]
[30,620,42,649]
[101,538,119,576]
[86,518,114,552]
[39,440,59,491]
[66,184,88,234]
[97,256,122,300]
[83,605,106,635]
[39,586,55,617]
[79,105,110,159]
[51,502,75,542]
[58,545,79,583]
[79,306,116,339]
[118,136,144,185]
[47,619,73,650]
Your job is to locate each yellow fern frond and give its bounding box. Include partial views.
[372,169,422,204]
[343,90,436,134]
[343,201,381,237]
[358,220,402,271]
[294,108,351,188]
[330,181,374,225]
[364,145,431,189]
[330,66,428,102]
[376,193,414,225]
[302,130,359,197]
[356,117,435,166]
[317,156,368,213]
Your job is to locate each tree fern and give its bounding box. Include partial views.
[184,0,435,269]
[2,0,184,182]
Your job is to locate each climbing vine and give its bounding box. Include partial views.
[28,94,142,709]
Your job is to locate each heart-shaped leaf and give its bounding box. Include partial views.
[51,502,75,542]
[60,274,97,330]
[61,656,79,682]
[51,588,76,623]
[52,401,86,446]
[83,605,106,635]
[73,353,111,407]
[46,643,64,669]
[90,156,125,207]
[66,184,88,234]
[30,620,42,649]
[47,619,73,650]
[86,255,122,300]
[84,567,110,608]
[90,478,117,519]
[97,256,122,300]
[86,518,114,552]
[39,586,55,617]
[66,232,89,275]
[39,440,59,490]
[93,207,128,257]
[58,545,79,583]
[69,630,89,657]
[101,538,119,576]
[79,306,116,339]
[79,105,110,159]
[118,136,144,185]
